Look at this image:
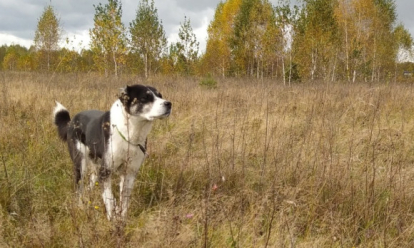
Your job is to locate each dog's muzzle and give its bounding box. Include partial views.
[163,101,172,117]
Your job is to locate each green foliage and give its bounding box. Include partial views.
[0,45,6,68]
[292,0,339,81]
[170,16,199,76]
[394,24,413,51]
[0,0,413,82]
[2,50,18,71]
[285,62,301,82]
[177,16,199,63]
[34,5,61,71]
[199,74,218,89]
[275,3,300,85]
[2,45,35,71]
[203,0,242,77]
[90,0,127,77]
[129,0,167,78]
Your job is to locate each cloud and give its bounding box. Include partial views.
[0,1,42,39]
[395,0,414,36]
[0,33,33,47]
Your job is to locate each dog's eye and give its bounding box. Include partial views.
[141,94,149,101]
[141,92,153,102]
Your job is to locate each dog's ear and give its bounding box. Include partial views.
[119,86,129,95]
[119,86,130,103]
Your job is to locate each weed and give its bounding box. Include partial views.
[1,73,414,247]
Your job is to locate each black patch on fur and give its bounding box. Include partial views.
[54,110,71,141]
[68,110,111,161]
[67,139,83,186]
[63,110,112,185]
[119,85,159,115]
[147,86,163,98]
[99,167,111,181]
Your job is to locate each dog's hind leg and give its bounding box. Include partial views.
[66,140,87,208]
[67,140,83,191]
[88,161,99,190]
[69,139,95,206]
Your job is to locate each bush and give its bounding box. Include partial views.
[199,74,217,89]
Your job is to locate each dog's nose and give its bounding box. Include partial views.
[164,101,172,108]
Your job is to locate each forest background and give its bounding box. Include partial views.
[1,0,414,83]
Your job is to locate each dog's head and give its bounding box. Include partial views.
[119,84,171,121]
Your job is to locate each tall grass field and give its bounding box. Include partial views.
[2,72,414,247]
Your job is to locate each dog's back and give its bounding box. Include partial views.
[68,110,110,160]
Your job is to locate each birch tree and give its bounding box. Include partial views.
[231,0,279,78]
[292,0,339,81]
[174,16,199,75]
[129,0,167,78]
[90,0,127,77]
[34,5,61,71]
[203,0,242,77]
[275,3,298,84]
[393,24,413,82]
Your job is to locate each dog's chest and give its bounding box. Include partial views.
[106,127,147,172]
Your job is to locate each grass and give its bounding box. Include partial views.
[2,71,414,247]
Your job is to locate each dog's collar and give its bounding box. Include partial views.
[114,125,146,154]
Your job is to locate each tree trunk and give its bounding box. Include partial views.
[288,50,292,86]
[144,52,148,79]
[222,58,225,78]
[282,56,285,86]
[311,48,317,81]
[113,50,118,77]
[47,50,50,72]
[345,22,350,82]
[331,51,337,82]
[371,37,376,82]
[353,69,356,83]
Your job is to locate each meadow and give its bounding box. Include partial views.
[1,72,414,247]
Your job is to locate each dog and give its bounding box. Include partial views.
[53,84,171,220]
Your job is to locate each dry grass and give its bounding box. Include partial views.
[2,72,414,247]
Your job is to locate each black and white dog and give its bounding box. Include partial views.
[53,85,171,220]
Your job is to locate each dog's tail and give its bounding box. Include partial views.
[53,101,71,141]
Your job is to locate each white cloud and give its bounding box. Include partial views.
[0,33,33,47]
[60,30,91,52]
[397,47,414,63]
[193,13,214,54]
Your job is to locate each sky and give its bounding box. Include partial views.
[0,0,413,55]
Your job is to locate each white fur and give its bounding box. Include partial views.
[101,99,152,219]
[75,141,99,192]
[53,101,67,117]
[143,95,171,120]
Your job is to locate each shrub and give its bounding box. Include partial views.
[199,74,217,89]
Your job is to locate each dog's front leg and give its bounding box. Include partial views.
[118,171,138,219]
[100,167,115,220]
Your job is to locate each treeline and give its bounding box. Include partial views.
[1,0,413,83]
[203,0,413,83]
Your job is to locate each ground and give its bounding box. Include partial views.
[1,72,414,247]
